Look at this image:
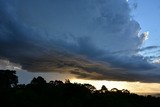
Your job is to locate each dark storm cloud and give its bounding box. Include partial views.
[0,0,160,83]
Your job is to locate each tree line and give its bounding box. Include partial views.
[0,70,160,107]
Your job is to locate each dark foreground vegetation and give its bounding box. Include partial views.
[0,70,160,107]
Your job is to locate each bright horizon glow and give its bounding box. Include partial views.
[70,79,160,94]
[17,70,160,94]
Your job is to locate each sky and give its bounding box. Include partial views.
[0,0,160,93]
[132,0,160,47]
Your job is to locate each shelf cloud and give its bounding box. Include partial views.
[0,0,160,82]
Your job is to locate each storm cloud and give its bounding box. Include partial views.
[0,0,160,82]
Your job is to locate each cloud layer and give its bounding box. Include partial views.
[0,0,160,82]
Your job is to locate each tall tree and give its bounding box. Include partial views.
[0,70,18,89]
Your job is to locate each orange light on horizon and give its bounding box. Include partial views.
[70,78,160,94]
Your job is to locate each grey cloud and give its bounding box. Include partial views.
[0,0,160,83]
[139,46,160,52]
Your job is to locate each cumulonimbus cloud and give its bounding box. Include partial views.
[0,0,160,82]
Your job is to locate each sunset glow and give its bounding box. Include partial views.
[71,79,160,94]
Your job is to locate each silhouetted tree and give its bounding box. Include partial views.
[101,85,108,93]
[49,80,54,84]
[110,88,119,92]
[0,70,18,89]
[54,80,63,86]
[83,84,96,92]
[65,79,71,84]
[30,76,46,85]
[121,89,130,94]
